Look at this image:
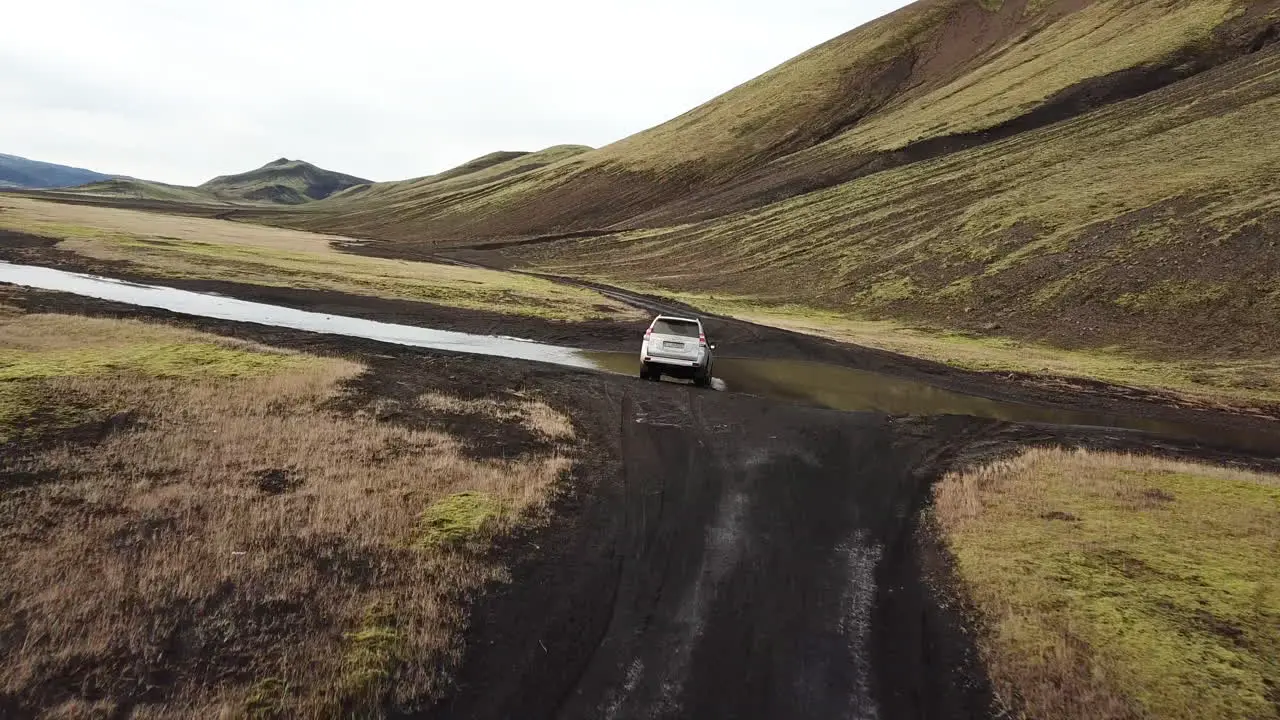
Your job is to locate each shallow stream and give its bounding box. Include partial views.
[3,262,1275,453]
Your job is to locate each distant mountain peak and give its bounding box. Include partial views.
[197,158,370,204]
[0,153,113,190]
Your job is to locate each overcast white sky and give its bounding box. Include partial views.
[2,1,911,185]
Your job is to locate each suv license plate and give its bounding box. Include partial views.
[663,341,683,349]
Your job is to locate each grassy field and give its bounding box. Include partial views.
[933,448,1280,720]
[0,197,640,322]
[0,306,576,716]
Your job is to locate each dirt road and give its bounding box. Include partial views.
[429,386,998,720]
[421,377,1276,720]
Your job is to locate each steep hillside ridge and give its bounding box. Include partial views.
[300,0,1278,243]
[511,40,1280,360]
[0,154,112,190]
[629,0,1280,225]
[423,151,534,184]
[292,0,993,239]
[200,158,370,204]
[310,145,593,223]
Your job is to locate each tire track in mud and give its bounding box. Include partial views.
[428,385,997,720]
[581,390,748,719]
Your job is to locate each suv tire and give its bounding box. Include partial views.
[694,366,712,388]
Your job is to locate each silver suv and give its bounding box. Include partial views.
[640,315,715,387]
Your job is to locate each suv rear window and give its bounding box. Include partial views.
[652,319,700,338]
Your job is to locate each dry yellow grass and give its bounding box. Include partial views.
[0,311,577,717]
[0,196,641,322]
[934,448,1280,720]
[0,195,340,253]
[418,392,576,442]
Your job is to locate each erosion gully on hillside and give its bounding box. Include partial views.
[3,254,1280,718]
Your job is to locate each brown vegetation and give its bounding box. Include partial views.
[0,311,576,717]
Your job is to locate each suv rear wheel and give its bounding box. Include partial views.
[694,365,712,388]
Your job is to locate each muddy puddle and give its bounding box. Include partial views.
[3,262,1277,452]
[584,352,1280,451]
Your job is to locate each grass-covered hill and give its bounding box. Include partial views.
[46,149,586,209]
[198,158,371,205]
[39,159,372,206]
[314,145,593,220]
[55,178,226,204]
[293,0,1280,369]
[517,17,1280,357]
[297,0,1280,243]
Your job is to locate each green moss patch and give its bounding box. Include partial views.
[939,452,1280,719]
[0,342,305,383]
[1115,280,1232,311]
[0,382,95,443]
[244,677,290,719]
[0,315,314,441]
[415,491,506,547]
[339,602,401,709]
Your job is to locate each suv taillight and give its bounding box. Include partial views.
[698,334,706,346]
